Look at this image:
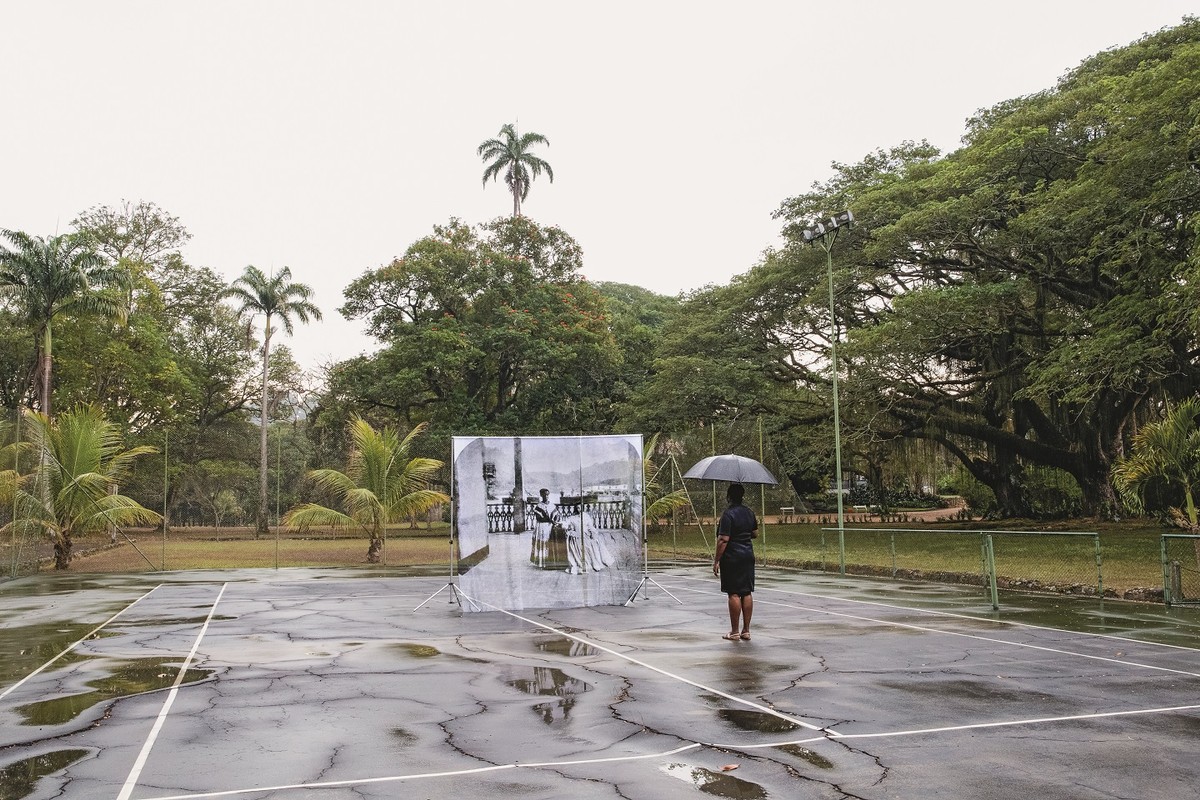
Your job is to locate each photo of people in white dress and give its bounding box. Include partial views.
[452,435,644,611]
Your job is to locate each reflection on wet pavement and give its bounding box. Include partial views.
[534,636,597,657]
[718,708,802,734]
[504,666,591,725]
[16,659,211,725]
[0,749,89,800]
[775,743,834,769]
[661,762,769,798]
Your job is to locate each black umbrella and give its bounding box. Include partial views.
[683,454,778,485]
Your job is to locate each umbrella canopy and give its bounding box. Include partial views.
[683,454,778,485]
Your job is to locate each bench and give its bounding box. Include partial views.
[779,506,796,523]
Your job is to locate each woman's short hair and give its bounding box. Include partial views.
[727,483,745,503]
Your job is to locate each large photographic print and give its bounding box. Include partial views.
[452,435,644,611]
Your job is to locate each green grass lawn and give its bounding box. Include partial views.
[646,520,1177,596]
[18,519,1194,599]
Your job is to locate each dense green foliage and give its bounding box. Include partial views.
[637,20,1200,519]
[4,22,1200,556]
[324,217,626,438]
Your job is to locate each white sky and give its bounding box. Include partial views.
[2,1,1194,371]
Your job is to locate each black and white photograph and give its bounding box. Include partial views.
[452,435,643,611]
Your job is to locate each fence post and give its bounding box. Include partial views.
[838,528,846,576]
[1169,561,1183,607]
[1161,536,1172,607]
[1094,534,1103,598]
[890,532,897,578]
[984,533,999,610]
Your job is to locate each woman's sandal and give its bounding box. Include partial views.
[739,632,751,640]
[722,632,740,641]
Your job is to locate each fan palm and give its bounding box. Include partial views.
[282,418,448,564]
[0,230,129,416]
[227,265,321,537]
[478,123,554,217]
[13,405,160,569]
[1113,398,1200,566]
[1113,398,1200,525]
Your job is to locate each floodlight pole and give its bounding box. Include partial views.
[804,211,853,574]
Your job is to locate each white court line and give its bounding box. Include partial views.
[663,578,1200,679]
[138,745,705,800]
[0,585,161,702]
[117,582,229,800]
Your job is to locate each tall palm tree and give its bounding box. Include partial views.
[0,230,129,416]
[13,405,160,569]
[478,123,554,217]
[282,418,448,564]
[227,265,322,537]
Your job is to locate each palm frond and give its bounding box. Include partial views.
[282,503,363,533]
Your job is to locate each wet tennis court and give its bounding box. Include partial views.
[2,566,1198,799]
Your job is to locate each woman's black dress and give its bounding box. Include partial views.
[718,504,757,595]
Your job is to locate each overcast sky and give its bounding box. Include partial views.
[3,1,1194,371]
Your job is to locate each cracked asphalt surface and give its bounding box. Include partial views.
[2,567,1198,799]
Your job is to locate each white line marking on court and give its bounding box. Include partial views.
[137,745,706,800]
[0,585,161,702]
[664,579,1200,679]
[117,582,229,800]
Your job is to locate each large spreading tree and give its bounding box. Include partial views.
[636,20,1200,518]
[328,217,620,438]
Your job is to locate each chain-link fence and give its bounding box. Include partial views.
[1161,534,1200,606]
[807,527,1106,608]
[4,524,43,580]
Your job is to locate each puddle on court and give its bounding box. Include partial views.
[390,727,418,747]
[534,637,596,657]
[394,643,440,658]
[775,743,834,769]
[880,678,1053,705]
[0,621,129,683]
[718,708,802,734]
[661,762,768,798]
[16,659,212,726]
[0,749,90,800]
[503,666,591,725]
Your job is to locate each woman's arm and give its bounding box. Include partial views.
[712,535,730,575]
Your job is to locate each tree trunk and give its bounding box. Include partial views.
[366,535,382,564]
[54,531,73,570]
[257,321,272,538]
[40,324,52,417]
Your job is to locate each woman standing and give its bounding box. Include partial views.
[712,483,758,641]
[530,488,559,567]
